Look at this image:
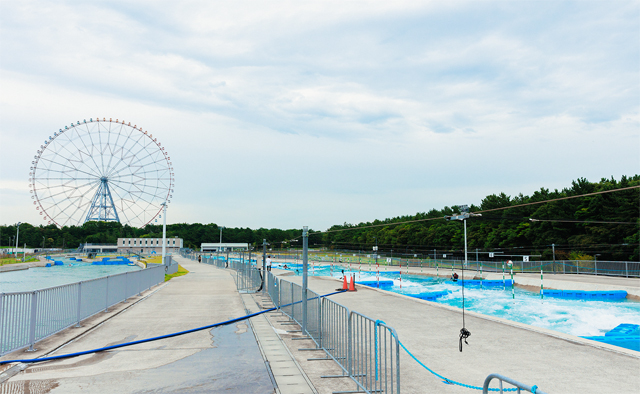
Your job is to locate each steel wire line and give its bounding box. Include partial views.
[285,185,640,241]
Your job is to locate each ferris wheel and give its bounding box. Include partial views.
[29,118,174,228]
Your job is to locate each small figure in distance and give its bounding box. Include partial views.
[266,255,272,271]
[198,255,202,263]
[451,272,459,282]
[283,264,288,269]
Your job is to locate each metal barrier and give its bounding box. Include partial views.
[199,253,262,293]
[0,265,164,356]
[483,374,548,394]
[267,273,400,394]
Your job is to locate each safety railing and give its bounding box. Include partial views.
[483,373,548,394]
[267,273,400,394]
[199,253,262,293]
[0,265,164,356]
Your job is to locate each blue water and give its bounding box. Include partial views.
[0,257,141,293]
[274,262,640,340]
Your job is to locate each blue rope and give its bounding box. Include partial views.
[0,290,346,365]
[389,331,518,392]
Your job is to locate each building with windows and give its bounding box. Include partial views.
[117,237,183,254]
[201,243,249,252]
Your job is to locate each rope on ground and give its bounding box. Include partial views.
[0,290,346,365]
[389,330,519,392]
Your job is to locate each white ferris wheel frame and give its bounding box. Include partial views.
[29,118,175,228]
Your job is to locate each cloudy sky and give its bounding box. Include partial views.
[0,0,638,231]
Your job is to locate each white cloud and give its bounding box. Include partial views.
[1,0,638,230]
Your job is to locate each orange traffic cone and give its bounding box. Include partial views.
[348,274,356,291]
[342,275,348,290]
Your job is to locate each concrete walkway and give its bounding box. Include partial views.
[275,273,640,394]
[1,257,275,393]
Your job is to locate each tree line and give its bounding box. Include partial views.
[1,175,638,261]
[318,175,639,261]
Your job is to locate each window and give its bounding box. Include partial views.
[134,240,136,245]
[145,240,148,245]
[122,240,125,245]
[128,240,131,245]
[173,240,175,245]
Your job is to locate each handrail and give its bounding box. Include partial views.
[483,374,548,394]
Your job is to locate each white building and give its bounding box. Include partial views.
[201,243,249,252]
[117,237,183,254]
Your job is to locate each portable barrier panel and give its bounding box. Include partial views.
[349,312,400,394]
[270,280,401,393]
[320,297,350,372]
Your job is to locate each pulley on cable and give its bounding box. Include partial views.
[444,204,481,352]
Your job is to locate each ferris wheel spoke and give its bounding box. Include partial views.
[46,135,101,178]
[106,140,162,178]
[111,180,171,198]
[36,156,101,179]
[35,179,101,205]
[109,179,171,192]
[110,180,160,206]
[41,186,97,227]
[73,125,105,177]
[50,195,94,226]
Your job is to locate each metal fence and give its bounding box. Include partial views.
[0,265,164,356]
[196,252,263,293]
[268,251,639,278]
[267,273,400,394]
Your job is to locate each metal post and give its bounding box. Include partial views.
[15,222,20,261]
[161,202,167,265]
[27,291,38,351]
[464,219,468,269]
[625,262,629,278]
[262,239,267,294]
[302,226,309,335]
[475,248,479,276]
[105,275,110,312]
[76,282,83,327]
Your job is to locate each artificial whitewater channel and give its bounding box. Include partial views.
[0,257,141,293]
[274,262,640,351]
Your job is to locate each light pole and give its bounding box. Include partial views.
[219,226,224,249]
[161,202,167,265]
[595,254,601,275]
[15,222,21,261]
[445,205,481,268]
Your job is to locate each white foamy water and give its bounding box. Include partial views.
[283,264,640,337]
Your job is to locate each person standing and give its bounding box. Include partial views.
[266,255,272,271]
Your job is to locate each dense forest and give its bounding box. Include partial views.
[1,176,638,261]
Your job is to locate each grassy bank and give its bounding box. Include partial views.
[165,264,189,281]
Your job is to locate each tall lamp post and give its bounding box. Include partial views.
[445,205,481,268]
[15,222,21,261]
[219,226,225,251]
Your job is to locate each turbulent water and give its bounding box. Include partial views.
[280,263,640,337]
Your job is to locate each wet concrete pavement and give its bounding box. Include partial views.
[1,257,275,394]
